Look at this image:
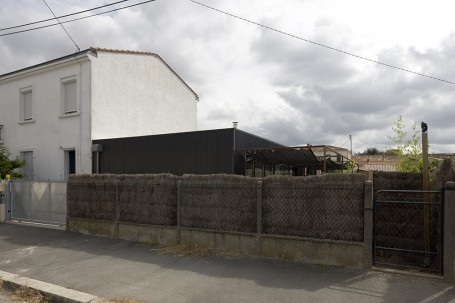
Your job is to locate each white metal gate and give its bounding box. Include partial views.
[6,181,67,227]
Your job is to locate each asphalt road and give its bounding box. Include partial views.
[1,223,455,303]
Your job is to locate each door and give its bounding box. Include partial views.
[64,149,76,181]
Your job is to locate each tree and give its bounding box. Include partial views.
[356,147,384,155]
[387,115,438,173]
[0,145,25,179]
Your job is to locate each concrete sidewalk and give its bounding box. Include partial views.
[0,223,454,303]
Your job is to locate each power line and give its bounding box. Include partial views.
[352,139,388,149]
[339,138,351,148]
[188,0,455,86]
[0,0,155,37]
[42,0,80,52]
[0,0,129,32]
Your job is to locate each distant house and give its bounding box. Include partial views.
[0,48,198,181]
[431,153,455,161]
[353,155,399,172]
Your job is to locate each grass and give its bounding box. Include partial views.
[0,278,51,303]
[10,285,50,303]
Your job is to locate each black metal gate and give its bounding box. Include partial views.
[373,190,443,274]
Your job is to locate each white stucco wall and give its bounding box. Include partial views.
[0,58,92,181]
[0,49,198,181]
[90,52,198,140]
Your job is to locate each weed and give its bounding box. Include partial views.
[11,286,50,303]
[102,297,145,303]
[159,244,211,256]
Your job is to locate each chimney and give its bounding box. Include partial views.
[232,122,238,129]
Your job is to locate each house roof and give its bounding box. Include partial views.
[0,48,95,80]
[352,155,399,172]
[0,47,198,98]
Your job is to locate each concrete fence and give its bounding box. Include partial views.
[68,174,369,269]
[4,174,455,282]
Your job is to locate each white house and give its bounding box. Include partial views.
[0,47,198,181]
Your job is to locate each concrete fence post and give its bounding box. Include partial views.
[0,180,5,223]
[363,180,373,269]
[65,181,69,231]
[48,181,52,224]
[177,180,182,244]
[115,179,120,239]
[443,181,455,283]
[256,180,263,255]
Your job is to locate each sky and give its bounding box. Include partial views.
[1,0,454,153]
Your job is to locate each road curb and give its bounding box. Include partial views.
[0,270,102,303]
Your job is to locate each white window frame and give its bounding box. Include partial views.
[19,86,34,123]
[60,75,79,117]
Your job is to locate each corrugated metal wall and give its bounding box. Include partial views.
[95,129,234,175]
[94,128,283,176]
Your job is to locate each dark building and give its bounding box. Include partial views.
[92,128,282,176]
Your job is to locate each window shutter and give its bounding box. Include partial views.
[64,81,77,113]
[23,91,33,120]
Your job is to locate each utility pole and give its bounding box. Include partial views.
[421,122,430,265]
[349,135,353,172]
[349,135,352,157]
[421,122,429,191]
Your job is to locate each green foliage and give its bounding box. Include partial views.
[345,160,357,173]
[356,147,384,155]
[387,115,437,173]
[0,145,25,179]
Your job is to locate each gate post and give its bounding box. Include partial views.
[6,180,12,221]
[0,180,5,222]
[363,180,373,269]
[444,181,455,283]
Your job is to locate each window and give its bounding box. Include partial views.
[20,87,33,121]
[61,76,77,114]
[20,151,34,181]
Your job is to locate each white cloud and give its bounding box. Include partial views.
[1,0,454,152]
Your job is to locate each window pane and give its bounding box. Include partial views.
[275,164,290,175]
[23,91,32,120]
[245,156,253,177]
[264,164,274,176]
[254,161,263,178]
[64,81,77,113]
